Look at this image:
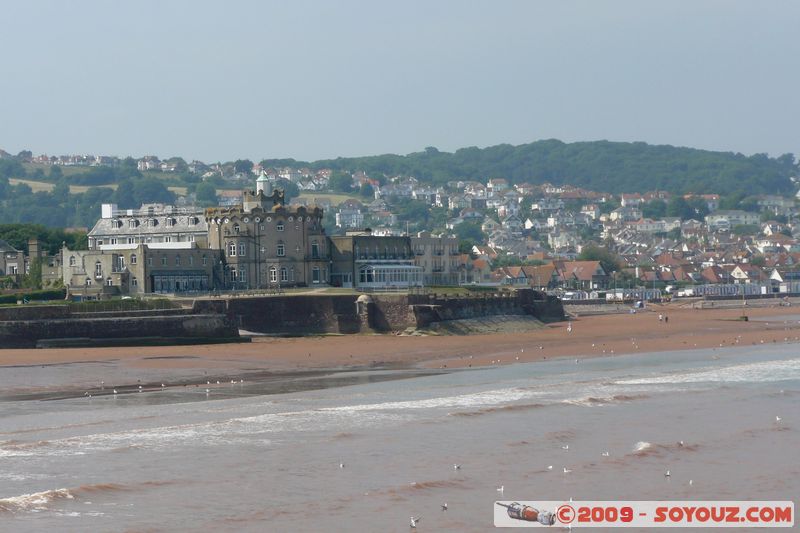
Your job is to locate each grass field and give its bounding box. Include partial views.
[9,178,118,194]
[297,191,363,206]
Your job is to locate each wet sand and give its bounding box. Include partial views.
[2,303,800,394]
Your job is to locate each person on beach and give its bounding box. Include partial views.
[658,313,663,322]
[664,315,668,324]
[567,322,572,333]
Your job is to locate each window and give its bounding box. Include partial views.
[269,266,278,283]
[97,240,103,246]
[233,224,240,234]
[148,257,153,266]
[189,255,194,266]
[189,234,195,242]
[106,277,113,287]
[118,256,126,270]
[69,256,76,267]
[166,218,176,227]
[130,254,137,265]
[280,267,288,282]
[164,236,172,243]
[276,221,284,231]
[202,255,207,266]
[95,261,102,277]
[238,243,246,256]
[239,267,247,282]
[311,241,319,259]
[161,256,167,266]
[290,267,295,282]
[110,238,118,245]
[128,237,135,244]
[277,243,285,257]
[132,277,138,287]
[175,255,181,266]
[228,242,236,256]
[312,266,321,284]
[129,219,138,229]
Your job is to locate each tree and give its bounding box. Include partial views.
[666,196,693,220]
[453,221,485,243]
[112,179,137,209]
[22,257,42,289]
[577,244,621,274]
[49,165,63,181]
[642,200,667,219]
[359,183,375,199]
[195,182,218,207]
[233,159,254,175]
[329,171,352,193]
[274,178,299,201]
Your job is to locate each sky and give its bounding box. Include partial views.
[2,1,799,163]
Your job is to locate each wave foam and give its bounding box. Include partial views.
[0,488,73,513]
[616,359,800,386]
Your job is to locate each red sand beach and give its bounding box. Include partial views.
[2,303,799,387]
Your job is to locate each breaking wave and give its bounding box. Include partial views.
[615,359,800,386]
[0,488,73,513]
[0,481,174,513]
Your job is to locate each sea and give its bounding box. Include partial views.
[1,343,797,532]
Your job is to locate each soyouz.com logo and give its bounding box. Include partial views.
[494,501,794,527]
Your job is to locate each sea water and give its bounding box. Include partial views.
[1,345,797,532]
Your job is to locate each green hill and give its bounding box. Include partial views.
[263,139,798,195]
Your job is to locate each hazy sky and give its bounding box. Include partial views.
[2,1,798,163]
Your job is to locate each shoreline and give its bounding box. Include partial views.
[1,303,799,398]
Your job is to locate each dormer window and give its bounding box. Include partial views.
[233,224,240,234]
[166,217,176,227]
[129,219,139,229]
[148,218,158,227]
[277,221,284,231]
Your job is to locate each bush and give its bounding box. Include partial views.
[0,288,66,304]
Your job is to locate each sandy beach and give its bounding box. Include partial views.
[2,302,799,394]
[3,301,798,532]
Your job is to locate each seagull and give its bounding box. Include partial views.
[138,385,143,392]
[547,465,553,471]
[665,470,671,477]
[112,389,118,395]
[205,388,210,395]
[497,485,504,494]
[441,503,448,511]
[453,464,461,470]
[601,451,610,457]
[689,480,693,486]
[775,416,782,423]
[100,381,104,389]
[410,516,421,528]
[561,444,569,450]
[339,462,345,468]
[678,441,684,447]
[563,467,572,474]
[161,383,165,389]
